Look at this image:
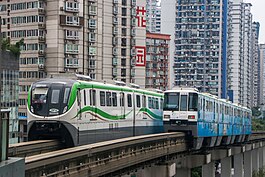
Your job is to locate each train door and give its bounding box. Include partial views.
[47,84,64,116]
[89,89,97,120]
[76,89,82,120]
[179,92,188,120]
[120,92,125,119]
[142,94,147,119]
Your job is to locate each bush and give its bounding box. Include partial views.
[253,168,265,177]
[252,118,265,131]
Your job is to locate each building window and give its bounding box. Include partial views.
[121,69,126,77]
[122,18,127,26]
[65,30,79,39]
[122,8,127,16]
[122,0,127,6]
[121,48,126,56]
[65,58,79,67]
[121,58,126,66]
[122,28,126,36]
[121,38,126,46]
[66,16,79,26]
[65,44,79,53]
[88,19,96,28]
[65,1,79,12]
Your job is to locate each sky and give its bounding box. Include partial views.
[244,0,265,43]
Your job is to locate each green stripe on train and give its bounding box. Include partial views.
[73,106,162,120]
[74,106,132,120]
[138,108,162,120]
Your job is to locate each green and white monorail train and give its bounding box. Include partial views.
[27,79,164,147]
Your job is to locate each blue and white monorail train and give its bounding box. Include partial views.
[27,78,164,147]
[163,88,251,149]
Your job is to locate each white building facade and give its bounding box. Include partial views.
[227,0,254,108]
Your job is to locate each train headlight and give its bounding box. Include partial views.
[63,106,68,113]
[188,115,195,119]
[30,106,34,113]
[164,115,170,119]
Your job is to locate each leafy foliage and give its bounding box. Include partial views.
[191,167,202,177]
[252,118,265,131]
[1,38,24,56]
[252,107,262,117]
[253,168,265,177]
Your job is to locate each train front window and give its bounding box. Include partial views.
[180,95,188,111]
[164,92,179,111]
[188,93,198,111]
[32,87,48,104]
[51,90,60,104]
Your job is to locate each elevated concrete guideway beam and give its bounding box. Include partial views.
[23,132,265,177]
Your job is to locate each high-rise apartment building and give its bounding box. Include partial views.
[0,51,19,144]
[146,0,161,33]
[161,0,228,97]
[251,22,260,107]
[227,0,253,108]
[259,44,265,105]
[146,33,170,91]
[0,0,147,118]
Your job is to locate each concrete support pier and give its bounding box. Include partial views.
[252,148,259,173]
[221,157,231,177]
[202,162,215,177]
[234,153,243,177]
[175,168,191,177]
[244,151,252,177]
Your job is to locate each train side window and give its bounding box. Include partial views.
[205,100,208,112]
[215,103,218,113]
[100,91,105,106]
[90,90,96,106]
[120,92,124,106]
[155,98,159,109]
[127,94,132,107]
[188,93,198,111]
[112,92,117,107]
[136,95,141,108]
[106,92,112,106]
[83,90,86,105]
[202,99,204,111]
[143,95,146,107]
[63,87,70,104]
[148,97,152,109]
[160,98,163,110]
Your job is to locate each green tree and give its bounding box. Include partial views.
[253,168,265,177]
[191,167,202,177]
[252,107,261,117]
[1,38,24,56]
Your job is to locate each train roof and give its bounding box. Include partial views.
[32,78,163,97]
[165,88,251,111]
[77,80,163,97]
[32,79,76,85]
[165,87,199,93]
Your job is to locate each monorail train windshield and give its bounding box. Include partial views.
[164,92,198,111]
[30,82,72,117]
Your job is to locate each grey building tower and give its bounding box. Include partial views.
[161,0,229,97]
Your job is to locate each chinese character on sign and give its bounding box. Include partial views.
[136,6,146,27]
[136,46,146,66]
